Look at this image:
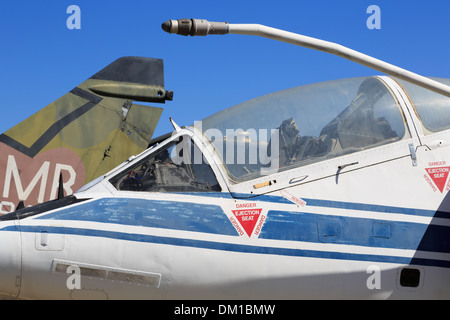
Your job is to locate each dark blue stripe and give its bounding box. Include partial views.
[183,192,447,218]
[5,225,450,269]
[302,198,440,218]
[261,210,450,253]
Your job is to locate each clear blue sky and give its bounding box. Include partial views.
[1,0,449,138]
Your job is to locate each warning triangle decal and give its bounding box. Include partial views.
[425,166,450,193]
[232,208,262,237]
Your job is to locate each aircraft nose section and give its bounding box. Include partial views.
[0,221,22,298]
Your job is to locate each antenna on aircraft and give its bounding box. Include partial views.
[162,18,450,98]
[169,117,182,132]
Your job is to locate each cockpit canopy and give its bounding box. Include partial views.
[195,76,450,182]
[197,77,402,182]
[110,76,450,192]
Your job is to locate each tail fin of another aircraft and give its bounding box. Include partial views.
[0,57,172,213]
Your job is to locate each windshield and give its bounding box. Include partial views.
[110,135,221,192]
[397,77,450,134]
[195,77,408,182]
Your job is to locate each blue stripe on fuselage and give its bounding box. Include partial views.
[29,194,450,259]
[32,194,450,253]
[3,224,450,269]
[36,197,238,236]
[205,192,446,218]
[260,210,450,253]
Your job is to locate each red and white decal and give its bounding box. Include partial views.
[225,202,267,238]
[279,190,306,207]
[424,161,450,193]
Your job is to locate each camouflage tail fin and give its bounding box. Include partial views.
[0,57,172,213]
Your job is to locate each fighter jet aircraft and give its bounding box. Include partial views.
[0,20,449,299]
[0,57,172,214]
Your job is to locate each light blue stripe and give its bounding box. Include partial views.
[36,198,238,236]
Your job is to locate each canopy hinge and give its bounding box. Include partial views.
[409,143,417,166]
